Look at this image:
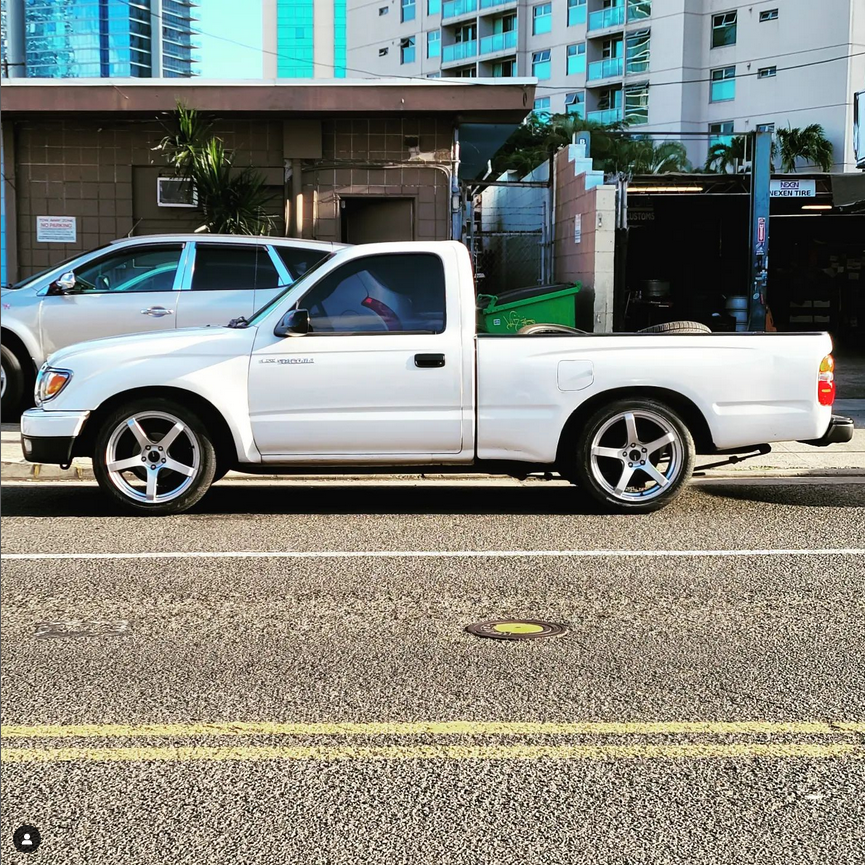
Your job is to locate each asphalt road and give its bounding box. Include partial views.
[1,479,864,864]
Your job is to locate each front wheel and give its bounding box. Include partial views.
[93,398,217,516]
[1,344,25,419]
[572,398,695,513]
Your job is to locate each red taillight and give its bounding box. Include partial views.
[818,354,836,406]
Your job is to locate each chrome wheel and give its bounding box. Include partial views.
[589,409,684,502]
[0,362,6,398]
[104,411,200,504]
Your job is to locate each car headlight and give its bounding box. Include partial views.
[35,365,73,405]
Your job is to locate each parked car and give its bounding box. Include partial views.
[1,234,344,414]
[20,241,852,515]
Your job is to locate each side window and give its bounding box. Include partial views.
[274,246,331,281]
[73,245,182,294]
[191,245,280,291]
[300,253,446,334]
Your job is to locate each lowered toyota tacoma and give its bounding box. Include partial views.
[20,241,853,515]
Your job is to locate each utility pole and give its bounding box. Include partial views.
[748,130,772,331]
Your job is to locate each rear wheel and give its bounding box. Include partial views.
[93,398,217,515]
[572,398,695,513]
[1,344,25,419]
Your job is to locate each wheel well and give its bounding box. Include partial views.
[1,327,38,386]
[77,386,237,468]
[556,387,715,464]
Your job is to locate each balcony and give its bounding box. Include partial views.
[587,107,622,124]
[479,0,516,9]
[588,5,624,31]
[442,0,477,19]
[479,29,517,55]
[442,39,478,63]
[588,57,623,80]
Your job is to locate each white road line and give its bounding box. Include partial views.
[2,548,863,561]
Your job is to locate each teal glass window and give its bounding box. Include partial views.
[400,36,416,64]
[566,43,585,75]
[533,3,552,35]
[427,30,441,57]
[567,0,586,26]
[710,66,735,102]
[565,91,585,117]
[428,0,441,13]
[277,0,315,77]
[334,0,347,76]
[712,11,737,47]
[402,0,416,22]
[532,50,551,79]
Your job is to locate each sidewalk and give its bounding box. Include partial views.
[3,400,864,482]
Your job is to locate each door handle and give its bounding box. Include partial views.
[414,353,445,368]
[141,306,174,317]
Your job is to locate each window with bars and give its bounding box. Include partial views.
[533,3,552,35]
[532,49,551,80]
[566,43,586,75]
[711,11,737,47]
[710,66,735,101]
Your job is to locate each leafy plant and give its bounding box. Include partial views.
[774,124,833,172]
[704,135,748,173]
[155,104,275,236]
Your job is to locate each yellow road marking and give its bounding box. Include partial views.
[3,720,864,740]
[2,742,862,764]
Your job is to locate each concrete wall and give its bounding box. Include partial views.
[553,144,616,333]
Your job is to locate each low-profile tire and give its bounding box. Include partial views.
[638,320,711,334]
[92,397,217,516]
[571,398,695,513]
[1,344,25,419]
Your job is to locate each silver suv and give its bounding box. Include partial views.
[1,234,343,414]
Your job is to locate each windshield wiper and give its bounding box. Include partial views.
[226,316,249,329]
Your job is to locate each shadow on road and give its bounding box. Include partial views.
[0,480,861,519]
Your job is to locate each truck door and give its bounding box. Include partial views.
[248,251,465,458]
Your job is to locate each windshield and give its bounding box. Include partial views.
[245,252,336,326]
[4,244,112,291]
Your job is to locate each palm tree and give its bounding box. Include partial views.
[704,135,748,173]
[155,104,275,235]
[774,124,834,172]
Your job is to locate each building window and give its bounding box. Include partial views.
[401,0,416,21]
[532,50,551,80]
[567,43,586,75]
[759,8,778,21]
[757,66,776,79]
[567,0,586,27]
[710,66,735,102]
[533,3,552,35]
[400,36,416,63]
[428,0,441,13]
[565,91,585,117]
[625,28,650,74]
[534,97,551,117]
[711,11,737,48]
[379,47,389,56]
[458,66,477,77]
[756,122,775,132]
[493,59,515,77]
[427,72,441,78]
[379,6,389,14]
[627,0,651,21]
[427,30,441,57]
[709,120,734,148]
[624,83,648,125]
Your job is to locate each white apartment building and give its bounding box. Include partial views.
[347,0,865,170]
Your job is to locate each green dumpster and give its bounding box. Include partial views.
[477,283,582,334]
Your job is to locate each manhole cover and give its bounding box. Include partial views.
[466,619,567,641]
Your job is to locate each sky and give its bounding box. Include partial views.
[196,0,264,79]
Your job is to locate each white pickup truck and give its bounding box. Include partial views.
[21,241,853,515]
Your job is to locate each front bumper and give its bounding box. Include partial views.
[20,408,90,465]
[799,414,855,447]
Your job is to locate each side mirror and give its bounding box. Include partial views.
[274,308,311,337]
[48,271,77,295]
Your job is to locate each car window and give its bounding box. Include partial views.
[6,244,113,291]
[273,246,331,281]
[300,253,446,334]
[73,245,182,294]
[191,245,280,291]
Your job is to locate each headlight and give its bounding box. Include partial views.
[35,366,73,405]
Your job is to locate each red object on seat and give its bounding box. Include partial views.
[361,295,402,330]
